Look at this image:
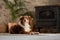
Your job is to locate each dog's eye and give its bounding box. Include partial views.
[24,20,26,21]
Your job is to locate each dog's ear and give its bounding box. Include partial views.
[29,16,33,21]
[19,16,24,20]
[19,16,23,18]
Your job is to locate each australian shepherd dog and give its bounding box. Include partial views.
[9,16,33,34]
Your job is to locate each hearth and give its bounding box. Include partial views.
[35,5,60,33]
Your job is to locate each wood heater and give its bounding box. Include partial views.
[35,5,60,33]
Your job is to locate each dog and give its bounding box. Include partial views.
[18,16,33,33]
[8,16,33,34]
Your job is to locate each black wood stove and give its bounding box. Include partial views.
[35,5,60,33]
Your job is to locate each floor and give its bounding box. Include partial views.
[0,33,60,40]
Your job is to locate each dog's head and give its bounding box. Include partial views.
[19,16,33,25]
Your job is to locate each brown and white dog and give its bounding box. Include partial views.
[8,16,33,34]
[18,16,33,33]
